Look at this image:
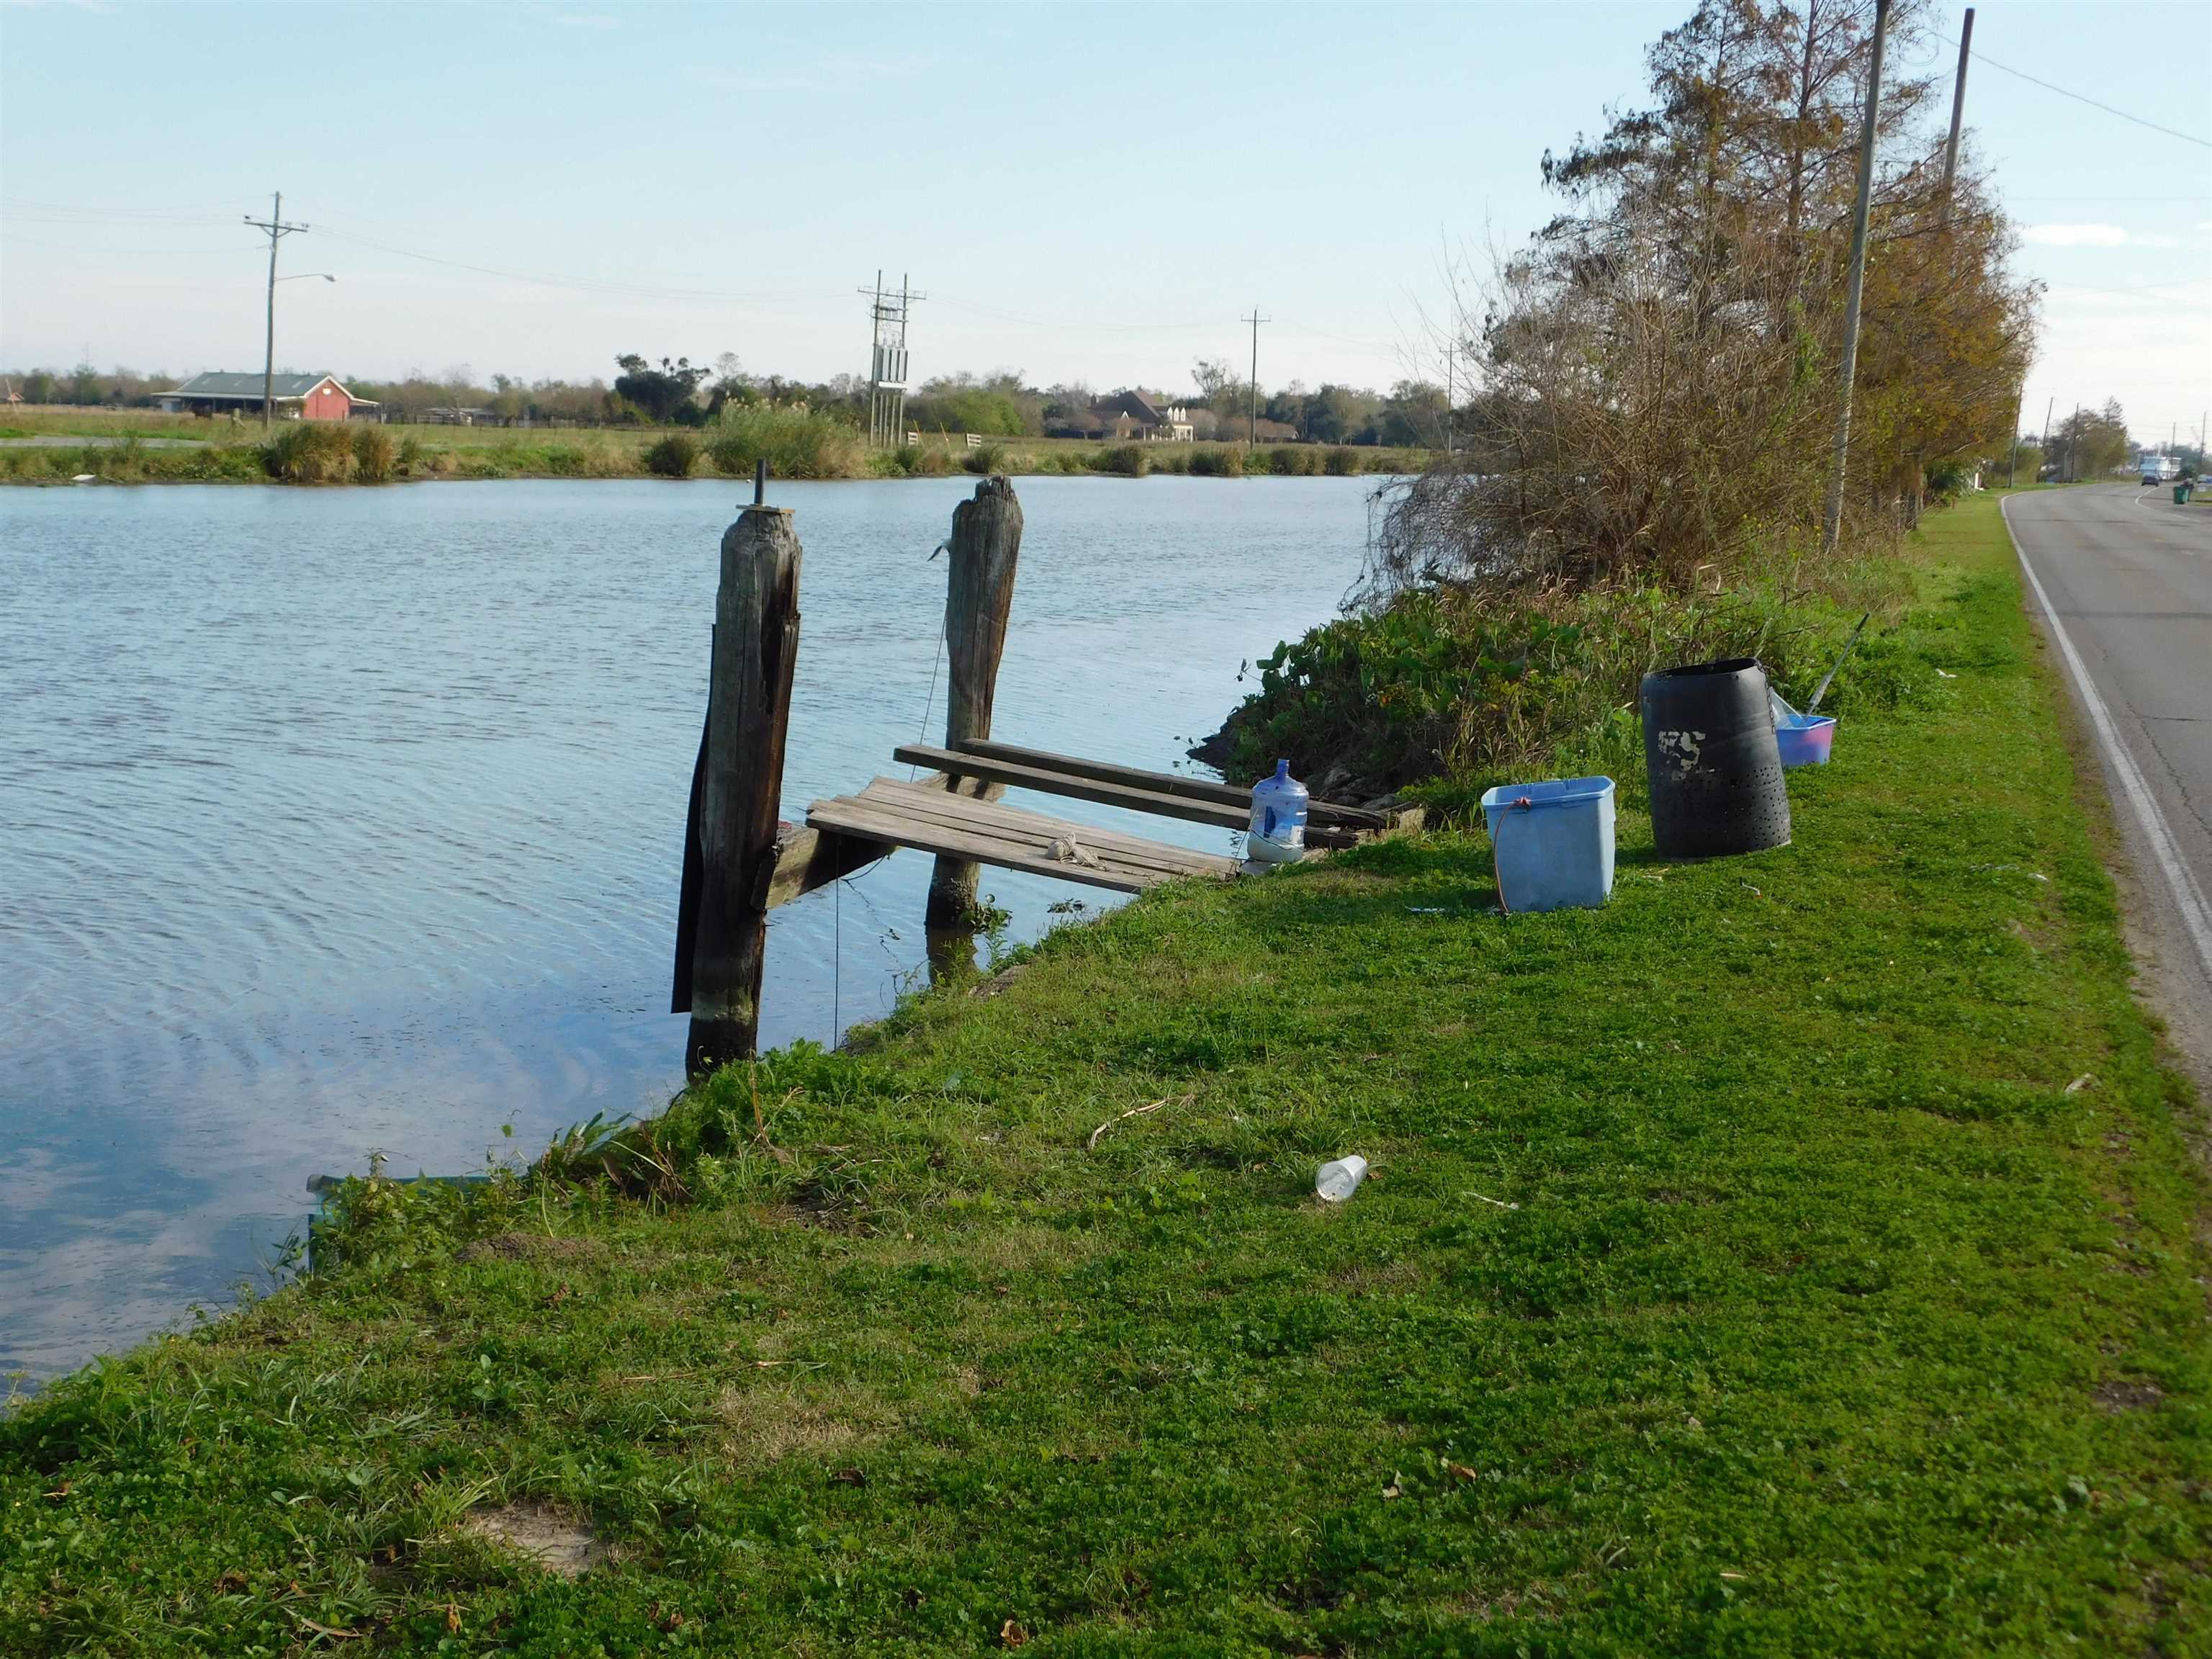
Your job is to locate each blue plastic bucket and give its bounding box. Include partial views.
[1773,711,1837,768]
[1479,776,1616,912]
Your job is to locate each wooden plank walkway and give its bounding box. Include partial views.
[944,737,1392,832]
[894,742,1353,849]
[806,776,1240,895]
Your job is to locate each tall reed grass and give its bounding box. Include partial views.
[264,424,356,484]
[708,404,866,480]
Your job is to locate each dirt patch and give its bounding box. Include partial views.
[969,962,1031,1000]
[1332,1257,1434,1293]
[715,1380,895,1462]
[2095,1379,2166,1413]
[459,1502,606,1577]
[458,1233,605,1265]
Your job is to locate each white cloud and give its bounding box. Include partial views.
[2021,223,2185,249]
[2023,223,2129,247]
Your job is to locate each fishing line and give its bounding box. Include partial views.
[909,540,949,780]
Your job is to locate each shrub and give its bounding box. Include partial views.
[264,423,354,483]
[1924,459,1972,504]
[708,402,865,480]
[350,426,397,483]
[541,445,585,477]
[1324,446,1360,476]
[1268,444,1323,476]
[645,433,700,478]
[1189,445,1245,478]
[1150,449,1191,475]
[962,442,1005,475]
[1093,444,1147,478]
[1207,575,1910,816]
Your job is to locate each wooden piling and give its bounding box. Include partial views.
[925,475,1023,932]
[684,503,802,1075]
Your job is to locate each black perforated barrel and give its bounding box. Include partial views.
[1640,658,1791,858]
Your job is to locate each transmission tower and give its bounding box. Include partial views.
[858,271,925,448]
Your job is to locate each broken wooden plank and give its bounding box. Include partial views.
[948,737,1390,832]
[807,800,1149,894]
[761,820,891,912]
[896,744,1362,850]
[898,752,1362,858]
[807,778,1238,896]
[854,778,1233,876]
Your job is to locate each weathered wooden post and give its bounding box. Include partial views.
[681,498,802,1075]
[925,475,1023,932]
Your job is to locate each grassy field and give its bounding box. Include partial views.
[0,406,1423,485]
[3,493,2205,1655]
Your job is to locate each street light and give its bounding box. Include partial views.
[261,273,336,426]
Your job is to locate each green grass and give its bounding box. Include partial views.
[3,495,2205,1655]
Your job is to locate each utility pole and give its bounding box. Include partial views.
[1939,7,1974,228]
[1241,307,1269,446]
[858,271,924,448]
[2008,385,2023,487]
[244,192,309,432]
[2068,403,2080,481]
[1820,0,1890,558]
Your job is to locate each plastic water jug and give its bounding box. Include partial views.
[1246,759,1309,865]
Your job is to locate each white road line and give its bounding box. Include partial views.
[2003,495,2212,986]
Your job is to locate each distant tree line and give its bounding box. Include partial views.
[4,351,1459,447]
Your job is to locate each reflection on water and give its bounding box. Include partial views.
[0,475,1380,1377]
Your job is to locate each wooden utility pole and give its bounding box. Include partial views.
[683,495,803,1075]
[1938,8,1974,228]
[925,475,1023,932]
[244,192,309,432]
[1820,0,1892,558]
[1241,307,1269,446]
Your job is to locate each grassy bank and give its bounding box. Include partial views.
[4,494,2206,1654]
[0,408,1424,485]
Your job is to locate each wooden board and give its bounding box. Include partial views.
[806,777,1239,895]
[761,820,891,912]
[895,742,1362,849]
[948,737,1390,832]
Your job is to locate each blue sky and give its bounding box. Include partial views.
[2,0,2207,444]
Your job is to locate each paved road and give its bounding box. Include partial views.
[2005,484,2212,1071]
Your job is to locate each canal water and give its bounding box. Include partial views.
[0,475,1382,1379]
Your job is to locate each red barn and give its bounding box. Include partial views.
[159,372,377,421]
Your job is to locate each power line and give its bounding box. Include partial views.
[932,295,1220,336]
[1954,37,2212,149]
[313,224,836,306]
